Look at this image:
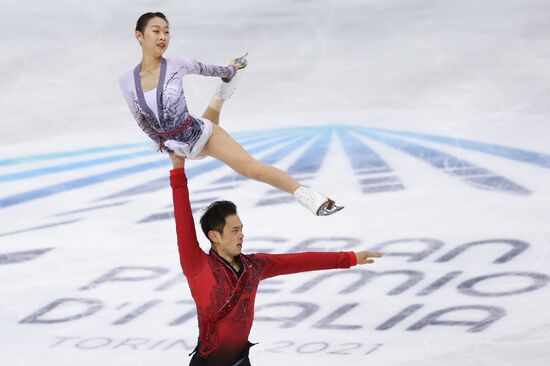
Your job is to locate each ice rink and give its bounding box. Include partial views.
[1,0,550,365]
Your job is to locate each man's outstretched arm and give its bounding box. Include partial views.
[170,154,207,278]
[255,250,383,280]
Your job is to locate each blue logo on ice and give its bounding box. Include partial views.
[1,125,549,212]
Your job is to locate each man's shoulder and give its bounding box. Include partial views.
[242,253,269,268]
[242,252,258,260]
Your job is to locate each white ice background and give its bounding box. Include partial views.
[1,1,550,365]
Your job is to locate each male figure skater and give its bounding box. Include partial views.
[169,154,382,366]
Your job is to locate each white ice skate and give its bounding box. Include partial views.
[216,53,248,100]
[232,52,249,70]
[293,186,344,216]
[215,72,242,101]
[221,52,248,81]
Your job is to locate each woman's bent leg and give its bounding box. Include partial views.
[201,71,243,125]
[202,97,223,125]
[202,124,301,194]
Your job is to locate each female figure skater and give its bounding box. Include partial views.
[119,12,343,216]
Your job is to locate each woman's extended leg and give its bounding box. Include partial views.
[202,125,343,216]
[198,60,343,215]
[202,124,300,194]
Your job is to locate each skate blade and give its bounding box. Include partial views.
[317,199,344,216]
[234,52,249,69]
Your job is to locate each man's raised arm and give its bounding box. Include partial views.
[170,155,207,278]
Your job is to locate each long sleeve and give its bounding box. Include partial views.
[131,103,162,146]
[170,168,208,278]
[175,57,236,80]
[255,251,357,281]
[118,73,162,146]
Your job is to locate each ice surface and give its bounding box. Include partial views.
[1,1,550,365]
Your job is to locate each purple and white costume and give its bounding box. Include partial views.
[119,57,236,159]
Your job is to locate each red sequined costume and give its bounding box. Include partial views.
[170,168,358,366]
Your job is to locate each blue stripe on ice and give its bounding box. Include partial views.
[0,219,82,237]
[0,128,306,207]
[0,160,171,208]
[353,128,530,195]
[337,127,404,193]
[0,129,279,168]
[286,127,332,175]
[0,142,150,167]
[0,149,157,183]
[98,129,306,200]
[254,128,331,206]
[97,160,224,201]
[2,125,541,208]
[0,130,291,184]
[366,127,550,169]
[338,128,394,172]
[213,130,319,184]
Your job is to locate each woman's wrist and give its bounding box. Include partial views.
[172,160,184,169]
[169,153,185,169]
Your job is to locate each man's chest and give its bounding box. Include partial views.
[200,260,260,309]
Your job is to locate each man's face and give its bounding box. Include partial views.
[215,214,244,258]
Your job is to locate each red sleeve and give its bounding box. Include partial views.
[255,251,357,280]
[170,168,208,278]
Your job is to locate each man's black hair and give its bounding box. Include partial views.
[200,201,237,243]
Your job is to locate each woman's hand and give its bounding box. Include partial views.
[355,251,383,265]
[169,152,185,169]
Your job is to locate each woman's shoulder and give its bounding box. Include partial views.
[118,67,135,87]
[166,56,196,67]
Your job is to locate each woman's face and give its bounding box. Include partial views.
[136,17,170,57]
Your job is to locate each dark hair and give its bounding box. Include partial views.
[200,201,237,243]
[135,12,169,33]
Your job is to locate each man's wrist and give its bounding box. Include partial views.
[349,251,358,266]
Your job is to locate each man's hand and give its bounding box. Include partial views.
[169,153,185,169]
[355,251,383,265]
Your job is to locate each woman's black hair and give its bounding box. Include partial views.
[135,12,169,33]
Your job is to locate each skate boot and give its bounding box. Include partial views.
[232,52,249,70]
[222,52,248,82]
[215,71,242,101]
[293,186,344,216]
